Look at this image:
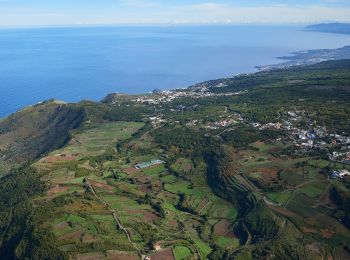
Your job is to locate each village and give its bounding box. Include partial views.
[147,103,350,183]
[133,88,248,105]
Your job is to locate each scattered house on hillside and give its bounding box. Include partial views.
[301,140,314,147]
[251,122,261,128]
[298,130,308,140]
[330,169,350,179]
[306,131,316,140]
[135,159,165,170]
[288,111,297,117]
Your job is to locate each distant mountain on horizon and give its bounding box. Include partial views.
[305,22,350,35]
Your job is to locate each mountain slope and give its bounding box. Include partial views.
[0,100,86,175]
[0,60,350,259]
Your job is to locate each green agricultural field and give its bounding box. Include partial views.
[141,164,167,176]
[308,159,330,169]
[216,237,240,249]
[280,169,306,186]
[267,191,292,204]
[53,121,144,157]
[299,181,328,198]
[173,245,192,259]
[194,239,212,258]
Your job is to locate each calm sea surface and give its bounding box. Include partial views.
[1,25,350,118]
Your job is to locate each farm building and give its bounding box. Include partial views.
[135,159,164,169]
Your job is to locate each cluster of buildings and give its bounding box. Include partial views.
[330,169,350,179]
[184,112,244,130]
[203,118,242,130]
[249,109,350,164]
[133,89,247,105]
[149,116,166,128]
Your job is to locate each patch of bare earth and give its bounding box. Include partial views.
[58,230,83,241]
[268,205,298,218]
[140,184,152,193]
[125,209,160,222]
[124,167,138,175]
[48,184,69,195]
[107,251,139,260]
[167,220,178,228]
[54,221,69,229]
[253,141,265,147]
[214,219,231,236]
[320,229,334,239]
[151,248,175,260]
[43,154,77,163]
[90,180,115,192]
[75,253,105,260]
[302,226,318,234]
[81,233,96,243]
[249,167,280,187]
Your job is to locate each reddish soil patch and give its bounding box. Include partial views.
[48,184,69,195]
[253,141,265,147]
[117,184,130,193]
[249,167,280,186]
[214,219,231,236]
[81,233,96,243]
[107,251,139,260]
[44,154,77,163]
[125,209,160,222]
[302,226,318,234]
[269,148,282,154]
[268,205,298,218]
[54,221,69,229]
[319,190,335,207]
[225,229,236,239]
[167,220,178,228]
[140,184,152,193]
[320,229,334,239]
[59,230,83,241]
[136,175,152,183]
[305,218,317,225]
[90,180,115,192]
[124,168,138,175]
[151,248,175,260]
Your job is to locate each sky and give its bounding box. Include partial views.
[0,0,350,27]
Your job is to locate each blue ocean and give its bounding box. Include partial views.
[1,25,350,118]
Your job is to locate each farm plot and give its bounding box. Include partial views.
[299,181,328,198]
[170,158,193,175]
[267,191,292,205]
[53,122,144,157]
[173,246,192,260]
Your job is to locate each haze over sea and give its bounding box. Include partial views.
[1,25,350,118]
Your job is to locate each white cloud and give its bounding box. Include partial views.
[168,3,350,24]
[0,1,350,26]
[120,0,157,8]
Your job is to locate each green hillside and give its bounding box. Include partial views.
[1,60,350,259]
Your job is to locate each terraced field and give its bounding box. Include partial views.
[32,121,243,259]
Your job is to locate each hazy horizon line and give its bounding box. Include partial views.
[0,20,347,30]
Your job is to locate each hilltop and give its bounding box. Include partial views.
[0,60,350,259]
